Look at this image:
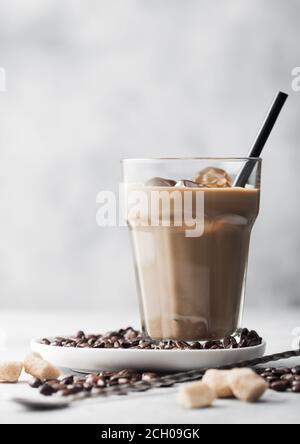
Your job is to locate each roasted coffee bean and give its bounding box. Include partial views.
[86,335,97,341]
[118,378,129,384]
[204,341,217,350]
[240,328,249,338]
[39,383,56,396]
[142,372,158,381]
[96,378,106,387]
[174,340,187,349]
[223,336,232,349]
[280,374,294,383]
[248,330,260,340]
[138,339,151,348]
[41,338,51,345]
[260,372,274,378]
[76,330,85,339]
[272,368,290,376]
[230,337,238,348]
[85,374,100,385]
[266,376,280,383]
[238,339,248,348]
[29,378,43,388]
[255,368,266,375]
[71,384,85,394]
[291,366,300,375]
[93,342,105,349]
[61,375,74,385]
[191,342,203,349]
[264,368,275,373]
[270,380,290,392]
[77,342,89,348]
[292,382,300,393]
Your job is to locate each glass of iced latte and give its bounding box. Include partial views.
[123,158,261,341]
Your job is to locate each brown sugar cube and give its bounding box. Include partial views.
[0,361,23,383]
[23,352,60,380]
[228,368,268,402]
[202,369,233,398]
[178,381,216,409]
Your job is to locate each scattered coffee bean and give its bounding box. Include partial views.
[280,374,294,383]
[292,382,300,393]
[260,372,275,378]
[264,368,274,373]
[270,380,290,392]
[291,366,300,375]
[29,378,43,388]
[265,376,279,383]
[271,368,290,376]
[61,375,74,385]
[142,372,158,381]
[39,383,56,396]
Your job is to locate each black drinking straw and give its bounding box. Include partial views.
[233,91,288,187]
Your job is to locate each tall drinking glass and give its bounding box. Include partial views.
[123,158,261,341]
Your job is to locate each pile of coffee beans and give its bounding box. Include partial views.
[29,370,159,397]
[40,327,262,350]
[256,366,300,393]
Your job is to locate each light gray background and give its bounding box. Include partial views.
[0,0,299,311]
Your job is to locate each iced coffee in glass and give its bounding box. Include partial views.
[123,158,261,341]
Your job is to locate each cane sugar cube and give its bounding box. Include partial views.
[202,369,233,398]
[23,352,60,380]
[0,361,23,383]
[178,381,215,408]
[228,368,268,402]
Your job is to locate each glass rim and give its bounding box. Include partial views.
[121,157,262,163]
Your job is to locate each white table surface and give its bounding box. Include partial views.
[0,307,300,424]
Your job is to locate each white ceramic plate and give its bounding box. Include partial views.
[31,338,266,373]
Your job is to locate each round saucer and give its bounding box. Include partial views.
[31,337,266,373]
